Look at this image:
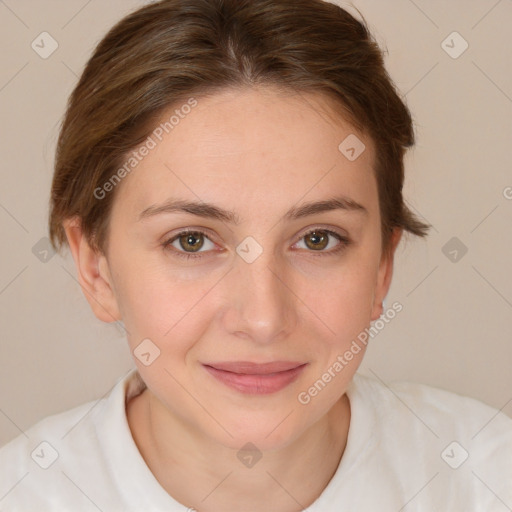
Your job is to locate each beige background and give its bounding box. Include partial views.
[0,0,511,448]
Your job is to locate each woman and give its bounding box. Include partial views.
[1,0,510,510]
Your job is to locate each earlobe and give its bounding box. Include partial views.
[370,228,402,322]
[63,218,121,323]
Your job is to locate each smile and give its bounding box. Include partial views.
[202,361,308,395]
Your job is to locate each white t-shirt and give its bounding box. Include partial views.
[1,369,511,511]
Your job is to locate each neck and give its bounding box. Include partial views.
[127,389,350,512]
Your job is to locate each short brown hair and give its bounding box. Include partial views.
[49,0,430,257]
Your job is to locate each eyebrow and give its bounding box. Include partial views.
[138,195,368,224]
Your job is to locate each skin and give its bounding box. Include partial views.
[64,85,402,512]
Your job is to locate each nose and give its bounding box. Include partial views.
[221,247,298,345]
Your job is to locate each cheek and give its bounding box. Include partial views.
[112,262,217,352]
[296,255,379,343]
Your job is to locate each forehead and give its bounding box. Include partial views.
[112,86,378,221]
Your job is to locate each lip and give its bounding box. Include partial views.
[202,361,308,395]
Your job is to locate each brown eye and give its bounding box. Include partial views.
[163,229,216,259]
[178,231,204,252]
[294,228,350,255]
[304,230,329,251]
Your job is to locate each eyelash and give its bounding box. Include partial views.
[162,228,351,261]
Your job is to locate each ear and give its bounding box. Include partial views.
[63,217,121,323]
[370,227,402,321]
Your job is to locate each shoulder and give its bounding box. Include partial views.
[0,370,142,510]
[0,392,110,464]
[340,373,512,508]
[0,399,103,509]
[351,373,512,443]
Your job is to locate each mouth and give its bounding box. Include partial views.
[202,361,308,395]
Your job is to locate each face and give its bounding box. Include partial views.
[76,86,398,450]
